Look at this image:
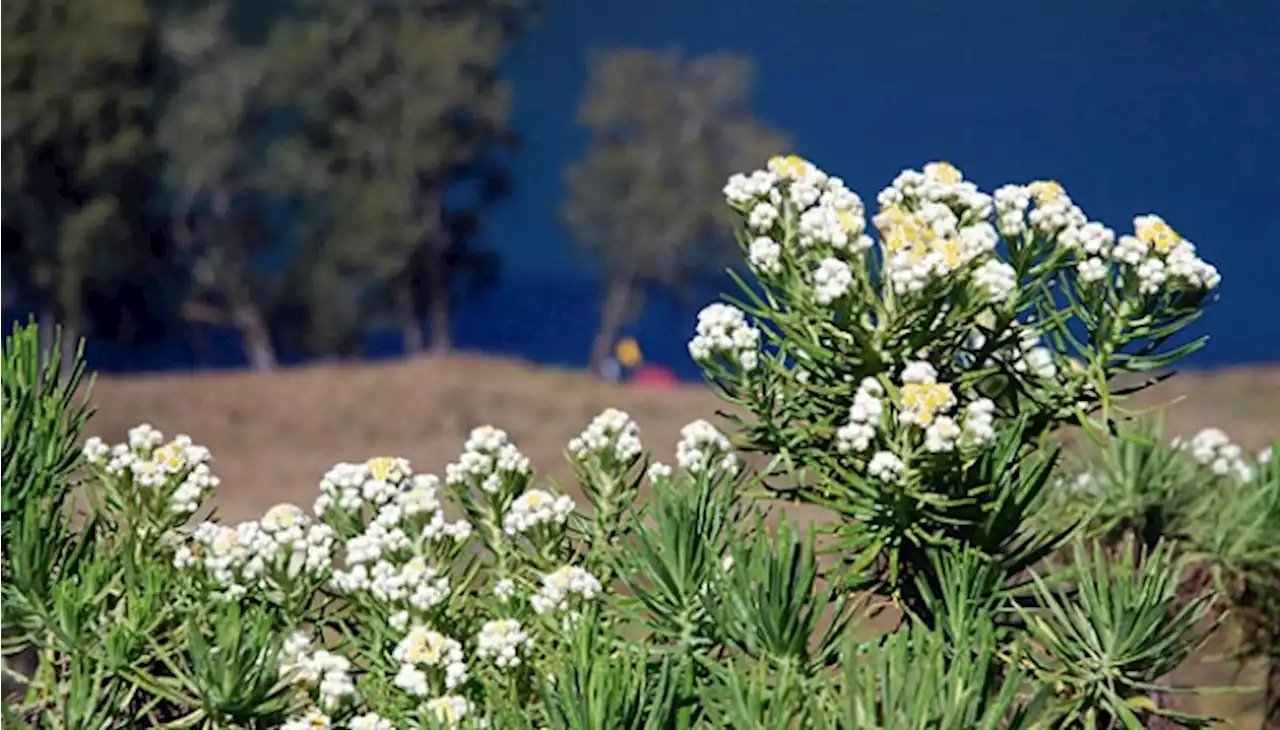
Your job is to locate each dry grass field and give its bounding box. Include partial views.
[82,354,1280,726]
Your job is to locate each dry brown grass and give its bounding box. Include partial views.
[82,354,1280,726]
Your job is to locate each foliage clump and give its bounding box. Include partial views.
[3,158,1277,729]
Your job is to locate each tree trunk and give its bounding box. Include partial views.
[59,322,79,380]
[589,279,632,376]
[1265,653,1279,730]
[234,303,277,372]
[427,284,453,353]
[36,305,77,380]
[417,188,452,355]
[38,305,57,365]
[399,279,425,354]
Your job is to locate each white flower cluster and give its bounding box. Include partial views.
[871,163,1004,296]
[445,426,532,495]
[1112,214,1221,294]
[1179,428,1254,482]
[280,709,332,730]
[812,257,855,305]
[175,504,334,599]
[726,156,874,301]
[474,618,532,668]
[675,419,739,476]
[747,236,783,275]
[688,303,761,371]
[350,713,395,730]
[996,179,1219,296]
[836,378,885,453]
[393,626,468,695]
[314,457,413,516]
[867,451,905,483]
[327,461,469,622]
[502,489,575,536]
[567,408,643,464]
[1060,221,1117,284]
[882,162,995,215]
[898,362,998,453]
[646,461,674,483]
[280,632,357,711]
[424,696,471,729]
[531,565,602,615]
[837,364,997,471]
[83,425,219,515]
[993,180,1087,242]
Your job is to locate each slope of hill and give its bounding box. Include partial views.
[84,354,1279,521]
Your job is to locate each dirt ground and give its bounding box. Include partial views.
[85,354,1279,521]
[83,354,1280,725]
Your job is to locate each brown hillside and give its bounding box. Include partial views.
[84,354,1279,521]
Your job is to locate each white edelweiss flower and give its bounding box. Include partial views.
[837,378,886,453]
[748,237,783,274]
[280,709,331,730]
[1186,428,1254,482]
[688,303,761,372]
[724,170,777,205]
[811,257,854,305]
[867,451,905,482]
[83,437,110,464]
[350,713,394,730]
[568,408,643,463]
[502,489,575,536]
[445,426,530,492]
[531,565,602,615]
[924,416,962,453]
[973,259,1017,303]
[961,398,997,446]
[393,626,467,689]
[475,619,532,668]
[424,695,471,729]
[675,419,738,475]
[647,461,673,483]
[1077,257,1109,283]
[748,202,780,232]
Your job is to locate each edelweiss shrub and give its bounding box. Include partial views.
[80,412,756,729]
[2,156,1264,729]
[703,157,1222,602]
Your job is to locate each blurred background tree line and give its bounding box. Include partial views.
[1,0,788,374]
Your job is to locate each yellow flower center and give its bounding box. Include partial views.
[1135,217,1180,254]
[548,566,574,589]
[264,503,299,528]
[211,532,239,555]
[883,214,934,259]
[767,155,809,180]
[938,238,966,268]
[405,633,445,664]
[366,457,397,481]
[924,161,962,184]
[1028,180,1065,204]
[900,383,953,423]
[837,210,861,233]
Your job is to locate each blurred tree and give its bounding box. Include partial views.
[561,47,790,374]
[2,0,161,365]
[264,0,534,354]
[155,0,291,371]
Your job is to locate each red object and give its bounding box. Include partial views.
[630,364,679,389]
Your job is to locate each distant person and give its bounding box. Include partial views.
[598,356,622,383]
[631,363,679,389]
[615,337,643,370]
[610,337,679,389]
